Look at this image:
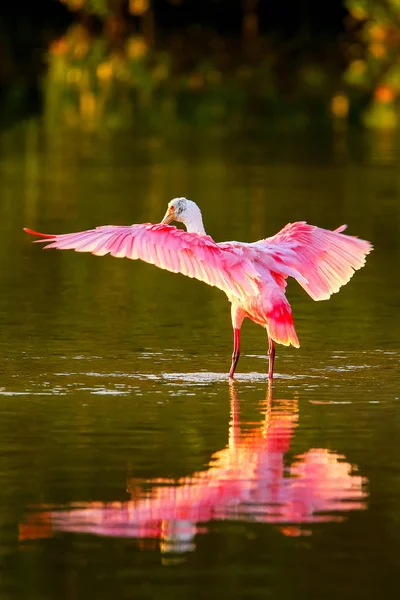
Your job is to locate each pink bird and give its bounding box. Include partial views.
[24,197,372,379]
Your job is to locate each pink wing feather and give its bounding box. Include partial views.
[24,224,261,302]
[257,222,372,301]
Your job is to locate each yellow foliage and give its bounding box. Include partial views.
[73,41,90,59]
[67,23,89,44]
[129,0,150,15]
[369,43,386,59]
[97,62,113,83]
[368,24,386,42]
[364,103,398,129]
[375,85,395,103]
[66,68,82,85]
[349,6,368,20]
[126,36,148,59]
[80,91,97,119]
[330,93,349,119]
[64,105,79,126]
[66,0,86,9]
[49,38,69,57]
[350,59,366,74]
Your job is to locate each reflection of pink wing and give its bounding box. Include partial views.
[259,448,367,527]
[19,398,368,551]
[24,225,260,301]
[285,448,367,517]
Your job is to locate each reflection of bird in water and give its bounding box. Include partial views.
[19,384,368,552]
[24,197,372,379]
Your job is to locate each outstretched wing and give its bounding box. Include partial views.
[256,222,372,301]
[24,224,261,301]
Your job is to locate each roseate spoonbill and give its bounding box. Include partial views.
[24,197,372,379]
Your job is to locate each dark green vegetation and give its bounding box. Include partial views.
[3,1,400,130]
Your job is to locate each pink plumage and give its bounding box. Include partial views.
[24,197,372,379]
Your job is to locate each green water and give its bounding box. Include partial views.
[0,121,399,600]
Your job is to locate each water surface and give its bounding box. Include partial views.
[0,122,399,599]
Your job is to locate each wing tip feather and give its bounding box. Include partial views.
[24,227,56,240]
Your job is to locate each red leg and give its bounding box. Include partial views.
[229,328,241,378]
[268,337,275,380]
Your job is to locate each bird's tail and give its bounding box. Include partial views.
[266,297,300,348]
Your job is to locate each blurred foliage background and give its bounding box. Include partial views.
[1,0,400,130]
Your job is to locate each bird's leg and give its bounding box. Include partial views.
[229,328,241,379]
[229,304,245,379]
[268,337,275,380]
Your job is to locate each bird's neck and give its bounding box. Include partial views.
[183,213,207,235]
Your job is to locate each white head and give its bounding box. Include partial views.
[161,197,206,235]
